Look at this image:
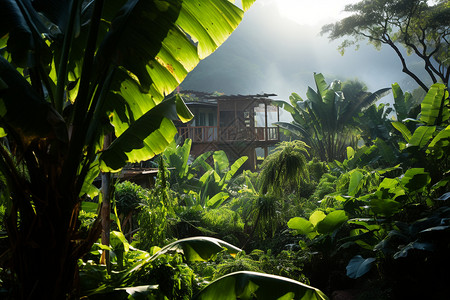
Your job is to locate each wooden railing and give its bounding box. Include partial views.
[178,126,217,143]
[178,126,279,143]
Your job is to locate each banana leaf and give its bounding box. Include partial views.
[193,271,329,300]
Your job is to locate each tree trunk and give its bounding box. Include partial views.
[8,189,101,299]
[100,133,113,272]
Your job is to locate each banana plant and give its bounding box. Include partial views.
[391,83,449,180]
[164,139,248,208]
[0,0,254,298]
[81,236,243,297]
[274,73,390,161]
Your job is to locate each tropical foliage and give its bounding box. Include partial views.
[0,0,255,298]
[0,0,448,299]
[274,73,390,161]
[286,83,450,298]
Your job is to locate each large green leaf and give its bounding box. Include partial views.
[153,236,241,261]
[206,191,229,209]
[96,0,253,171]
[420,83,449,126]
[272,100,296,115]
[309,210,326,227]
[392,82,411,121]
[348,170,364,196]
[427,125,450,158]
[407,126,435,148]
[400,168,431,192]
[346,255,376,279]
[316,210,348,234]
[213,150,230,175]
[97,0,247,100]
[190,151,214,173]
[428,125,450,148]
[392,121,412,142]
[193,271,329,300]
[99,93,192,172]
[163,138,192,178]
[220,156,248,189]
[314,73,328,98]
[369,196,401,217]
[287,217,314,235]
[241,0,257,12]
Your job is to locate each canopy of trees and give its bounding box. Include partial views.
[322,0,450,91]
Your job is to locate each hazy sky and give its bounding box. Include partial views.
[260,0,359,26]
[183,0,423,123]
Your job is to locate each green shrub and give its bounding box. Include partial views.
[115,181,150,216]
[212,251,262,280]
[201,208,244,245]
[309,173,337,203]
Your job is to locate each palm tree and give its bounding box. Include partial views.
[0,0,254,298]
[274,73,391,161]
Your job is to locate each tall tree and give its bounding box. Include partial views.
[321,0,450,91]
[0,0,254,298]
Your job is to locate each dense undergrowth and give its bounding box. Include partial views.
[1,82,449,299]
[75,83,450,298]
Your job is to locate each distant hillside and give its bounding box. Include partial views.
[181,2,424,101]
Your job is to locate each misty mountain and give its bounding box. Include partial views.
[180,2,425,102]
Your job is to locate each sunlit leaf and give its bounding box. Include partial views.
[378,178,398,190]
[420,83,449,126]
[348,170,363,196]
[407,126,435,148]
[309,210,326,227]
[81,201,99,213]
[206,192,229,209]
[98,0,248,99]
[213,150,230,175]
[79,160,100,198]
[287,217,314,235]
[316,210,348,234]
[100,94,192,172]
[314,73,328,98]
[193,271,329,300]
[241,0,257,12]
[221,156,248,189]
[392,121,411,142]
[153,236,241,261]
[346,146,355,160]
